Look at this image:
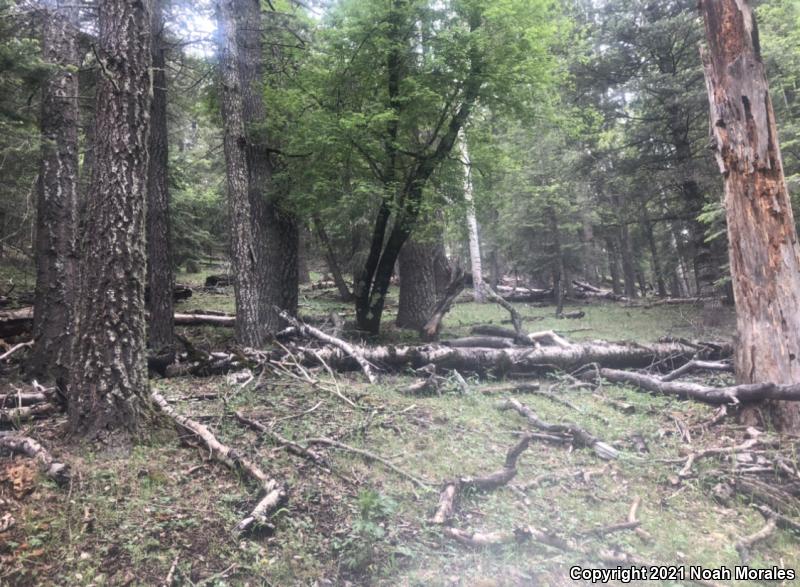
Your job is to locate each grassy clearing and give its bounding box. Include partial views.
[2,289,796,586]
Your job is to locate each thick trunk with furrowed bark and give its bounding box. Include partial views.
[146,0,174,351]
[396,236,438,330]
[701,0,800,430]
[67,0,153,439]
[30,0,80,384]
[217,0,265,347]
[235,0,298,332]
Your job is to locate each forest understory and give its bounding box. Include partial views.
[3,269,799,587]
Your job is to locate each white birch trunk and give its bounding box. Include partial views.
[459,129,485,302]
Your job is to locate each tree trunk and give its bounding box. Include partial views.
[396,236,437,330]
[235,0,298,329]
[642,211,668,297]
[605,237,622,295]
[459,129,485,302]
[297,226,311,284]
[67,0,153,439]
[216,0,267,346]
[30,0,80,384]
[701,0,800,430]
[618,224,638,299]
[146,0,174,351]
[313,215,353,302]
[547,207,566,316]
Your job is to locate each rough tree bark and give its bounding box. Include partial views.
[397,236,438,330]
[67,0,153,439]
[459,129,485,302]
[146,0,175,351]
[216,0,267,346]
[235,0,298,330]
[30,0,80,383]
[700,0,800,430]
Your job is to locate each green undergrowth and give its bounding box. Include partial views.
[3,295,796,586]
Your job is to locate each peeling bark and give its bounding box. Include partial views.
[700,0,800,430]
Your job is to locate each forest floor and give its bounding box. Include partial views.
[2,269,799,586]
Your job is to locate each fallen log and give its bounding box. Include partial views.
[0,402,57,423]
[2,307,236,337]
[0,306,33,338]
[310,340,729,377]
[572,280,627,302]
[495,284,554,302]
[173,312,236,327]
[0,433,70,484]
[443,336,515,349]
[596,368,800,405]
[661,360,733,382]
[151,392,286,535]
[0,392,49,408]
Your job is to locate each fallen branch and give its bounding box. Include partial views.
[432,434,533,524]
[443,525,571,550]
[0,340,32,362]
[278,309,377,384]
[735,515,776,563]
[443,336,515,349]
[596,368,800,405]
[0,433,69,483]
[661,360,733,382]
[302,437,432,488]
[151,392,286,535]
[0,391,50,408]
[498,398,619,460]
[0,402,57,423]
[485,287,526,342]
[627,496,652,543]
[234,411,325,465]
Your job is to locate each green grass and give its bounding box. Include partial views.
[3,289,797,586]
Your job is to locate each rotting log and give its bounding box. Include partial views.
[0,403,58,423]
[443,336,515,349]
[151,392,285,535]
[309,340,730,378]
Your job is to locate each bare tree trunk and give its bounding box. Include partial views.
[235,0,298,329]
[605,237,622,295]
[642,210,667,297]
[30,0,80,384]
[216,0,267,347]
[313,215,353,302]
[297,226,311,284]
[547,206,565,316]
[68,0,153,439]
[397,236,437,330]
[459,130,485,302]
[146,0,174,351]
[701,0,800,430]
